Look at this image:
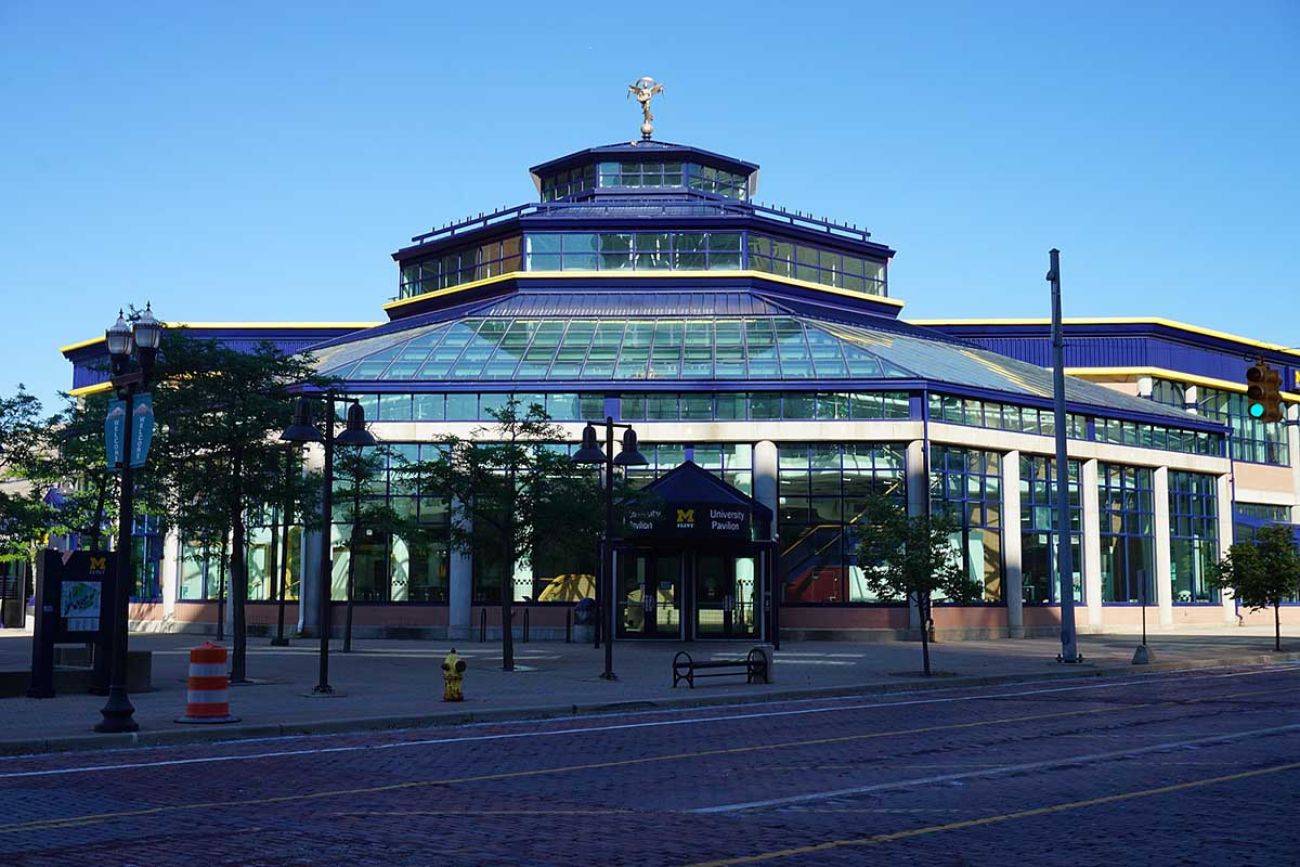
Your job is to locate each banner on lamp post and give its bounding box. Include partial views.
[129,393,154,469]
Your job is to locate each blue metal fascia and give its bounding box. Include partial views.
[393,217,525,262]
[924,322,1300,388]
[528,140,760,178]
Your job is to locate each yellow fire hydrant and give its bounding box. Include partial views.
[442,649,466,702]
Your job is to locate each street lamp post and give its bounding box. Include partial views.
[96,305,162,734]
[280,394,375,694]
[570,417,647,680]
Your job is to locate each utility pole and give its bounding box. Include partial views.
[1049,249,1081,663]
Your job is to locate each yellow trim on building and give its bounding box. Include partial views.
[906,316,1300,357]
[1066,366,1300,403]
[59,322,378,354]
[68,382,114,397]
[381,269,905,313]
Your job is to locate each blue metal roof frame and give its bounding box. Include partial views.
[528,140,760,179]
[920,320,1300,394]
[382,271,904,324]
[304,304,1227,434]
[394,193,887,260]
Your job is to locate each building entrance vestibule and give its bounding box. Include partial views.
[617,548,761,640]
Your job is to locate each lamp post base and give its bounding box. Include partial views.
[94,689,139,733]
[312,683,334,695]
[599,671,618,681]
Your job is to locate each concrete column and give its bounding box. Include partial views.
[1216,473,1238,624]
[1001,450,1023,638]
[905,440,927,630]
[753,441,779,540]
[448,496,473,640]
[1153,466,1173,626]
[1183,385,1199,416]
[1289,406,1300,525]
[1081,459,1104,628]
[161,528,180,625]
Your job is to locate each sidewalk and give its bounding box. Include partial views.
[0,627,1296,756]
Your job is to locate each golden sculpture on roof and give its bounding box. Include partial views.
[628,76,664,141]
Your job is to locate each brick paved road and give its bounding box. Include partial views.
[0,662,1297,866]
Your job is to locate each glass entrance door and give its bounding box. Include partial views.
[695,554,758,638]
[618,550,682,638]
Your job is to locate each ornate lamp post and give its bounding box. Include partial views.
[95,305,162,733]
[279,394,375,694]
[570,418,647,680]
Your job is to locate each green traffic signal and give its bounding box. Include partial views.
[1248,401,1265,419]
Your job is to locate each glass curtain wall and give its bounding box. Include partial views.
[331,444,451,603]
[1098,464,1156,603]
[1019,455,1083,604]
[779,443,907,604]
[929,446,1004,602]
[1168,471,1219,604]
[1196,385,1289,465]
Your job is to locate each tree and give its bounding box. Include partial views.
[415,399,601,670]
[854,494,978,675]
[150,332,327,682]
[332,443,410,652]
[25,393,120,550]
[0,386,55,575]
[1211,526,1300,652]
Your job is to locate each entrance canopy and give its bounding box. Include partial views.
[627,461,772,542]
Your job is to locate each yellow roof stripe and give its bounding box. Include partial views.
[59,322,377,354]
[380,270,906,312]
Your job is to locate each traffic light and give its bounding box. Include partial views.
[1246,361,1283,423]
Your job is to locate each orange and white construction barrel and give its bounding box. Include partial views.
[175,641,240,724]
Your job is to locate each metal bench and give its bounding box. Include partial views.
[672,648,768,689]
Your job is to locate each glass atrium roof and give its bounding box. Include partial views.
[318,316,917,382]
[310,312,1212,425]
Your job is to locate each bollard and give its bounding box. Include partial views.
[175,642,240,724]
[442,648,466,701]
[523,607,530,643]
[565,608,572,644]
[479,607,487,643]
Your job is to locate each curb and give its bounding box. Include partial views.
[2,651,1297,758]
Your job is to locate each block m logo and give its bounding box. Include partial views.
[676,508,695,524]
[88,557,107,573]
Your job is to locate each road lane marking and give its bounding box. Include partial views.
[0,685,1289,835]
[684,760,1300,866]
[2,664,1294,781]
[690,722,1300,813]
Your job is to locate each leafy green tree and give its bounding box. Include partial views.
[855,494,976,675]
[149,332,326,682]
[1211,526,1300,652]
[25,393,120,549]
[332,444,411,651]
[415,399,601,670]
[0,386,54,565]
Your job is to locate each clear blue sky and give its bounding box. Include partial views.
[2,1,1297,407]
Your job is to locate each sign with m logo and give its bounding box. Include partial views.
[88,557,108,573]
[676,508,695,526]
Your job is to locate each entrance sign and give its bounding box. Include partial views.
[28,550,117,698]
[628,502,752,539]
